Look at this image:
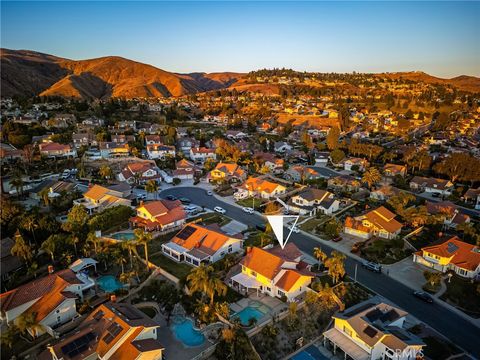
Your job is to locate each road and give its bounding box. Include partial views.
[160,186,480,357]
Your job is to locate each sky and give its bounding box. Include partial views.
[1,1,479,77]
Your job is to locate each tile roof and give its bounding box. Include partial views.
[171,223,234,255]
[421,236,480,271]
[242,177,284,194]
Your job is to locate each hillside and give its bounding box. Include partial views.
[0,49,244,99]
[376,71,480,93]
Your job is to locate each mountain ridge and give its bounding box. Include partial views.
[1,49,479,98]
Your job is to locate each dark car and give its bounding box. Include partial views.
[332,236,342,242]
[166,195,177,201]
[362,261,382,273]
[256,223,267,232]
[179,197,191,204]
[413,291,434,304]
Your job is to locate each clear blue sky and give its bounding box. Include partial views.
[1,1,479,77]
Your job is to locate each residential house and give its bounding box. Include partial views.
[413,236,480,279]
[410,176,454,196]
[29,180,76,202]
[1,237,22,281]
[235,177,287,200]
[0,143,24,163]
[130,200,186,232]
[285,165,322,183]
[323,299,424,360]
[343,158,369,172]
[145,134,163,145]
[287,188,339,216]
[383,164,407,178]
[178,137,199,154]
[161,223,243,266]
[314,151,330,166]
[209,163,246,183]
[44,302,164,360]
[425,201,470,228]
[463,188,480,210]
[39,143,77,158]
[229,244,314,301]
[99,142,130,158]
[72,131,96,149]
[74,184,132,214]
[118,161,161,184]
[0,269,95,337]
[173,159,200,180]
[189,147,216,163]
[226,130,248,140]
[328,175,361,192]
[344,206,403,239]
[146,144,176,160]
[111,134,135,144]
[274,141,293,154]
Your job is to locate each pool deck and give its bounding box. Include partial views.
[231,293,287,324]
[153,313,213,360]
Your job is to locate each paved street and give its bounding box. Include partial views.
[160,186,480,357]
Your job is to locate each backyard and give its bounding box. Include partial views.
[149,252,192,280]
[440,275,480,318]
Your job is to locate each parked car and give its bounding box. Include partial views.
[242,207,254,214]
[206,190,213,196]
[61,170,70,179]
[288,225,300,233]
[137,194,147,201]
[214,206,226,214]
[413,291,434,304]
[256,223,267,232]
[332,236,342,242]
[166,195,177,201]
[362,261,382,273]
[431,193,441,198]
[179,197,191,204]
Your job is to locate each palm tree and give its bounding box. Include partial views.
[134,228,153,270]
[324,251,346,284]
[11,231,32,264]
[41,235,58,262]
[10,170,24,197]
[0,325,18,349]
[22,215,38,246]
[99,165,113,183]
[114,248,128,274]
[187,264,227,305]
[145,180,159,200]
[86,231,100,255]
[16,312,44,338]
[313,247,327,268]
[122,240,137,269]
[424,271,442,288]
[316,283,345,311]
[38,187,51,207]
[362,167,381,190]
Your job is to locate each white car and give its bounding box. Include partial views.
[214,206,226,214]
[242,207,254,214]
[288,225,300,233]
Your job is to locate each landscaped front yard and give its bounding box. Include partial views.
[360,237,412,264]
[440,275,480,318]
[236,197,265,209]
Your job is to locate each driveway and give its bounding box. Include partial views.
[221,220,248,235]
[385,256,428,291]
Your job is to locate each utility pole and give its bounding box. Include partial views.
[354,263,358,282]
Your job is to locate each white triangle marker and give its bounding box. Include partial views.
[266,215,300,249]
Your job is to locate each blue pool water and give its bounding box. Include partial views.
[110,232,135,241]
[171,316,205,347]
[97,275,124,292]
[232,301,270,326]
[291,345,328,360]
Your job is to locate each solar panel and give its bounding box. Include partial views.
[61,332,96,358]
[102,333,115,344]
[379,309,399,323]
[176,225,197,240]
[365,308,382,322]
[116,305,142,320]
[93,310,104,321]
[447,242,459,254]
[363,326,378,338]
[343,302,375,317]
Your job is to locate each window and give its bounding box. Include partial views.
[343,325,352,337]
[267,287,271,292]
[278,290,285,297]
[251,271,257,277]
[57,316,61,323]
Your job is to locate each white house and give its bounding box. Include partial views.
[189,147,217,163]
[146,144,176,160]
[287,188,340,216]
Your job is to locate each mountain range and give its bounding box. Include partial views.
[1,48,479,99]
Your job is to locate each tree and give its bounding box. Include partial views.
[145,180,159,200]
[434,153,479,183]
[38,187,51,206]
[41,235,60,261]
[362,167,381,189]
[323,218,341,239]
[264,201,279,215]
[0,325,18,349]
[424,270,442,288]
[62,205,89,255]
[324,251,346,284]
[10,170,24,197]
[134,228,153,270]
[313,247,327,267]
[330,149,345,164]
[16,312,44,338]
[99,165,113,182]
[187,264,227,305]
[316,282,345,311]
[11,231,32,264]
[326,126,340,150]
[22,214,38,246]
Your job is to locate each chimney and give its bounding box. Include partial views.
[140,200,144,206]
[110,294,117,303]
[48,265,54,274]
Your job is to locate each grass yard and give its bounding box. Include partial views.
[148,231,177,254]
[236,197,265,208]
[440,275,480,318]
[244,231,273,248]
[422,336,462,360]
[189,212,231,226]
[149,253,192,280]
[361,238,411,264]
[299,215,330,232]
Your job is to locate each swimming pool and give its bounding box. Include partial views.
[170,316,205,347]
[97,275,124,292]
[291,345,328,360]
[232,301,270,326]
[110,232,135,241]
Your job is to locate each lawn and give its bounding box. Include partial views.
[148,231,177,254]
[440,275,480,318]
[244,231,273,248]
[236,197,265,208]
[189,212,231,226]
[360,237,411,264]
[422,336,462,360]
[149,253,192,280]
[299,216,330,233]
